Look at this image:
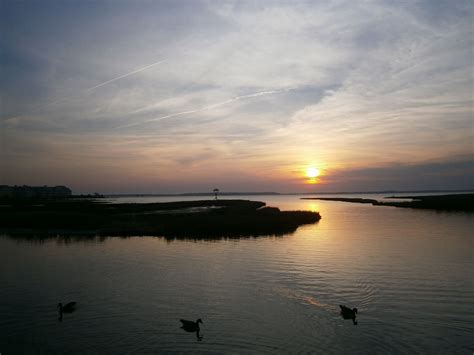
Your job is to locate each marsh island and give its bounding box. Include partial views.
[0,198,320,239]
[302,193,474,212]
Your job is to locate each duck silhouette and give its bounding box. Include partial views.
[179,319,203,340]
[58,302,76,322]
[340,305,358,325]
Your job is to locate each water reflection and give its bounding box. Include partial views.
[1,232,296,245]
[307,202,320,213]
[0,195,472,353]
[1,234,111,245]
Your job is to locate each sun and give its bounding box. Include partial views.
[306,167,319,178]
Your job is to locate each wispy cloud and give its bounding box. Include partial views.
[85,59,166,92]
[1,0,472,192]
[115,88,295,129]
[2,59,166,124]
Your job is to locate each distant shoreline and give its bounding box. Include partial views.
[302,193,474,212]
[103,190,474,197]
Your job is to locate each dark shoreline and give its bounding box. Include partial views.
[0,199,320,239]
[302,193,474,212]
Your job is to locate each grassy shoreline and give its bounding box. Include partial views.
[0,198,320,238]
[302,193,474,211]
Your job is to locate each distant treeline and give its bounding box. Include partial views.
[0,185,72,198]
[107,192,281,197]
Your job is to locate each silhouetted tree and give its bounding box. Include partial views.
[213,188,219,200]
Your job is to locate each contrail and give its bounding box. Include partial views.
[115,88,294,130]
[3,59,166,123]
[85,59,166,92]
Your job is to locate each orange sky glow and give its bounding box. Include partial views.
[1,1,472,194]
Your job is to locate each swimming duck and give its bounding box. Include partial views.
[180,318,202,332]
[58,302,76,322]
[340,305,358,325]
[58,302,76,313]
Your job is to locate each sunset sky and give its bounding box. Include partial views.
[1,0,473,194]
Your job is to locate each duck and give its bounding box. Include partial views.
[58,302,77,313]
[58,302,76,322]
[179,318,202,332]
[340,305,358,325]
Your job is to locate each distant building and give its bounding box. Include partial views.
[0,185,72,198]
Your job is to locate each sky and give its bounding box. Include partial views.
[1,0,473,194]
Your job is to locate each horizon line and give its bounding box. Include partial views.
[101,189,474,197]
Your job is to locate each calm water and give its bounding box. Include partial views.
[1,194,473,353]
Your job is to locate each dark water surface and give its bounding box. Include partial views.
[1,195,473,353]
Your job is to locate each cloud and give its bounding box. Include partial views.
[84,59,166,92]
[321,155,474,192]
[1,0,472,192]
[115,88,294,129]
[2,59,167,126]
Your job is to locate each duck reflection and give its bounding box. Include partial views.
[179,318,203,340]
[340,305,358,325]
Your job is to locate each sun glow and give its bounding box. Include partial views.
[306,167,319,178]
